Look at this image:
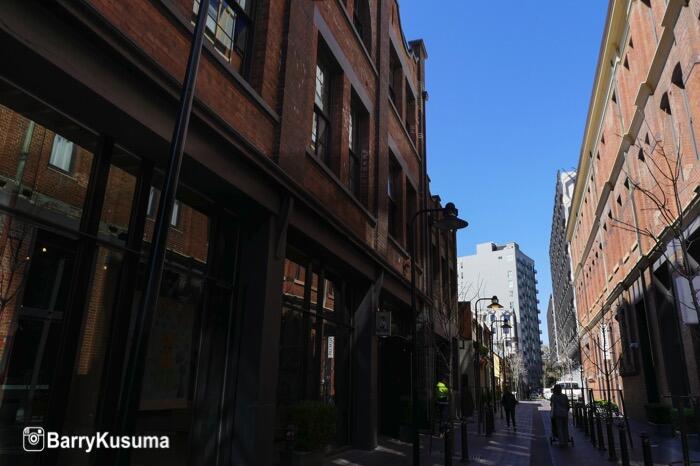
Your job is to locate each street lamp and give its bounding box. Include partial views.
[409,202,468,466]
[471,296,502,434]
[489,312,511,419]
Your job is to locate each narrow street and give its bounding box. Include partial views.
[329,400,700,465]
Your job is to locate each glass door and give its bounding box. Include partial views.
[0,229,76,460]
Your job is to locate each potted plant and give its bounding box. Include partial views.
[593,400,620,418]
[287,401,336,466]
[645,403,673,437]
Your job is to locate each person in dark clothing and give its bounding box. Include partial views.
[550,384,570,445]
[501,391,518,430]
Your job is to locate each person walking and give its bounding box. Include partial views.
[501,390,518,430]
[435,380,450,430]
[550,384,570,445]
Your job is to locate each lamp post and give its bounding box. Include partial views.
[489,312,512,420]
[410,202,468,466]
[471,296,502,435]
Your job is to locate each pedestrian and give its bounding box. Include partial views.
[550,384,570,445]
[435,380,450,430]
[501,390,518,430]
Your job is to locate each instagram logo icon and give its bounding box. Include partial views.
[23,427,45,452]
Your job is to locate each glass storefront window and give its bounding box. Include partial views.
[129,199,210,466]
[276,257,352,456]
[0,88,238,465]
[0,226,77,455]
[98,148,140,246]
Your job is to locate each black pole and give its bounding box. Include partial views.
[444,425,453,466]
[618,423,630,466]
[606,417,616,461]
[460,419,469,463]
[596,410,606,451]
[115,0,210,446]
[677,398,691,466]
[410,207,449,466]
[589,406,597,447]
[641,433,653,466]
[411,213,420,466]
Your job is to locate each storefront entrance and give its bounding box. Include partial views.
[378,336,411,439]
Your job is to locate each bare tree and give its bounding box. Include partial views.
[610,121,700,324]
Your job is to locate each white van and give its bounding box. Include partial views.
[543,381,583,402]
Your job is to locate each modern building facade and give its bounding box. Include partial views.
[568,0,700,421]
[546,295,558,360]
[0,0,460,464]
[548,170,580,364]
[458,242,543,394]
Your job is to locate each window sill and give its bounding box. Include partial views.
[334,0,378,77]
[388,234,409,258]
[388,98,420,158]
[305,149,377,226]
[47,164,79,181]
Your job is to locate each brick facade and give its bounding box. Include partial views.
[568,0,700,420]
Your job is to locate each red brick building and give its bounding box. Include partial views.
[0,0,460,464]
[568,0,700,421]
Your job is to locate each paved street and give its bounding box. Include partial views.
[327,401,700,466]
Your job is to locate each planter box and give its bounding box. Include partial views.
[290,450,324,466]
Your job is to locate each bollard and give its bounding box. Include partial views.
[485,405,494,437]
[618,423,630,466]
[606,417,617,461]
[641,433,653,466]
[445,424,453,466]
[460,420,469,463]
[596,410,606,451]
[678,403,691,466]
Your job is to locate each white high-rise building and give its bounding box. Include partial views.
[458,242,543,392]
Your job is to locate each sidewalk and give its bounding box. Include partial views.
[326,402,539,466]
[539,400,700,466]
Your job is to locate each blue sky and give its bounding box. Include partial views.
[398,1,608,345]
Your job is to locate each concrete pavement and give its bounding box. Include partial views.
[325,399,700,465]
[326,401,540,466]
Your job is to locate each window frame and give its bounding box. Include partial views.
[310,56,332,165]
[48,134,75,173]
[192,0,254,72]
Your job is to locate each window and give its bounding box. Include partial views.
[387,157,401,239]
[277,257,352,452]
[147,187,157,217]
[348,106,361,197]
[193,0,253,71]
[405,84,416,142]
[352,0,372,52]
[49,134,74,172]
[146,188,180,227]
[389,46,402,112]
[311,54,332,165]
[171,200,181,227]
[406,181,417,252]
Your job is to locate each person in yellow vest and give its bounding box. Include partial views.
[436,381,449,402]
[436,380,450,427]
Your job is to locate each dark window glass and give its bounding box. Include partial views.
[276,257,352,456]
[388,159,401,239]
[0,228,77,453]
